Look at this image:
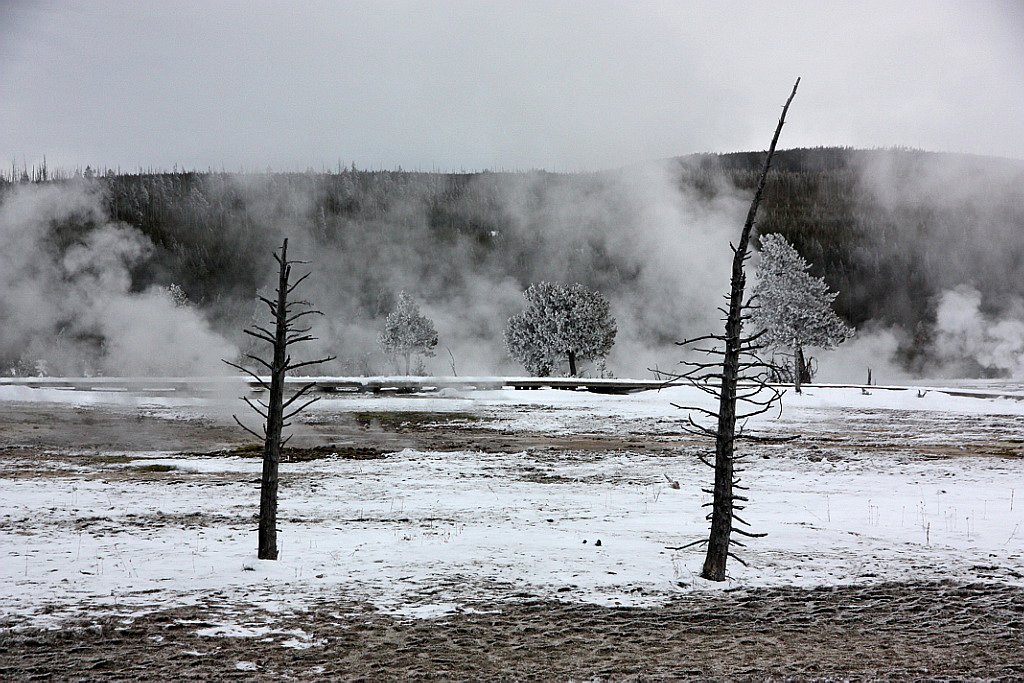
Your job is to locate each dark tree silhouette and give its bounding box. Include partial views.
[224,238,334,560]
[671,79,800,581]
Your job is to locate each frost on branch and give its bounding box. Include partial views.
[378,291,439,375]
[504,282,616,377]
[751,233,854,390]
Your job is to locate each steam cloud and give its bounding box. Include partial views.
[0,183,236,376]
[843,151,1024,381]
[224,163,747,378]
[4,149,1022,382]
[931,286,1024,377]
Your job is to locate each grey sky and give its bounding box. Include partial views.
[2,0,1022,172]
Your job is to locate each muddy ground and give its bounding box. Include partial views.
[2,582,1022,681]
[0,402,690,456]
[2,401,1023,680]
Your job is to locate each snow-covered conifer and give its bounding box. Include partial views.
[751,233,854,392]
[379,292,439,375]
[166,283,189,308]
[505,282,616,377]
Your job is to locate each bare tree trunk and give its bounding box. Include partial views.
[702,78,800,581]
[225,238,335,562]
[793,343,803,395]
[258,240,291,560]
[798,348,812,386]
[567,350,577,377]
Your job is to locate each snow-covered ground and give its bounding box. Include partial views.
[2,381,1023,628]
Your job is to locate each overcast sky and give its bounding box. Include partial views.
[2,0,1022,173]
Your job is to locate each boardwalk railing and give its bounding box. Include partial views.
[0,376,674,395]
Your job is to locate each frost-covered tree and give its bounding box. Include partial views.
[165,283,189,308]
[751,233,854,392]
[378,291,438,375]
[505,282,616,377]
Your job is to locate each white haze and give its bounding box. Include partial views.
[5,149,1024,382]
[282,163,746,378]
[814,327,911,386]
[0,162,747,379]
[0,183,236,376]
[471,164,745,376]
[837,150,1024,381]
[821,292,1024,383]
[931,286,1024,378]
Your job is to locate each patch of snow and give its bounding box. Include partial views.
[196,624,274,638]
[386,603,460,619]
[279,633,325,649]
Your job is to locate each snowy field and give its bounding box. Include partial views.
[2,381,1023,632]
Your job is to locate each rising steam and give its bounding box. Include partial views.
[219,163,747,378]
[0,182,236,376]
[4,149,1022,382]
[931,285,1024,378]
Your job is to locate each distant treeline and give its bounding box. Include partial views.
[4,147,1024,373]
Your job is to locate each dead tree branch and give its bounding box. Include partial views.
[673,78,800,581]
[223,238,336,561]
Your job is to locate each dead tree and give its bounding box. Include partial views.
[669,79,800,581]
[224,238,335,560]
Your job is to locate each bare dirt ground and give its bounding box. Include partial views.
[3,400,1024,680]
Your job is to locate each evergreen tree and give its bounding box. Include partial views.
[378,292,438,375]
[505,282,616,377]
[165,283,190,308]
[751,233,854,392]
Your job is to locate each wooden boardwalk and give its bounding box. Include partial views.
[1,376,1023,400]
[0,376,668,395]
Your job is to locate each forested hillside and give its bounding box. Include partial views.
[3,147,1024,377]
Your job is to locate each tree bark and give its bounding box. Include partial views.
[567,350,577,377]
[793,343,803,394]
[226,238,334,562]
[258,239,290,561]
[702,78,799,581]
